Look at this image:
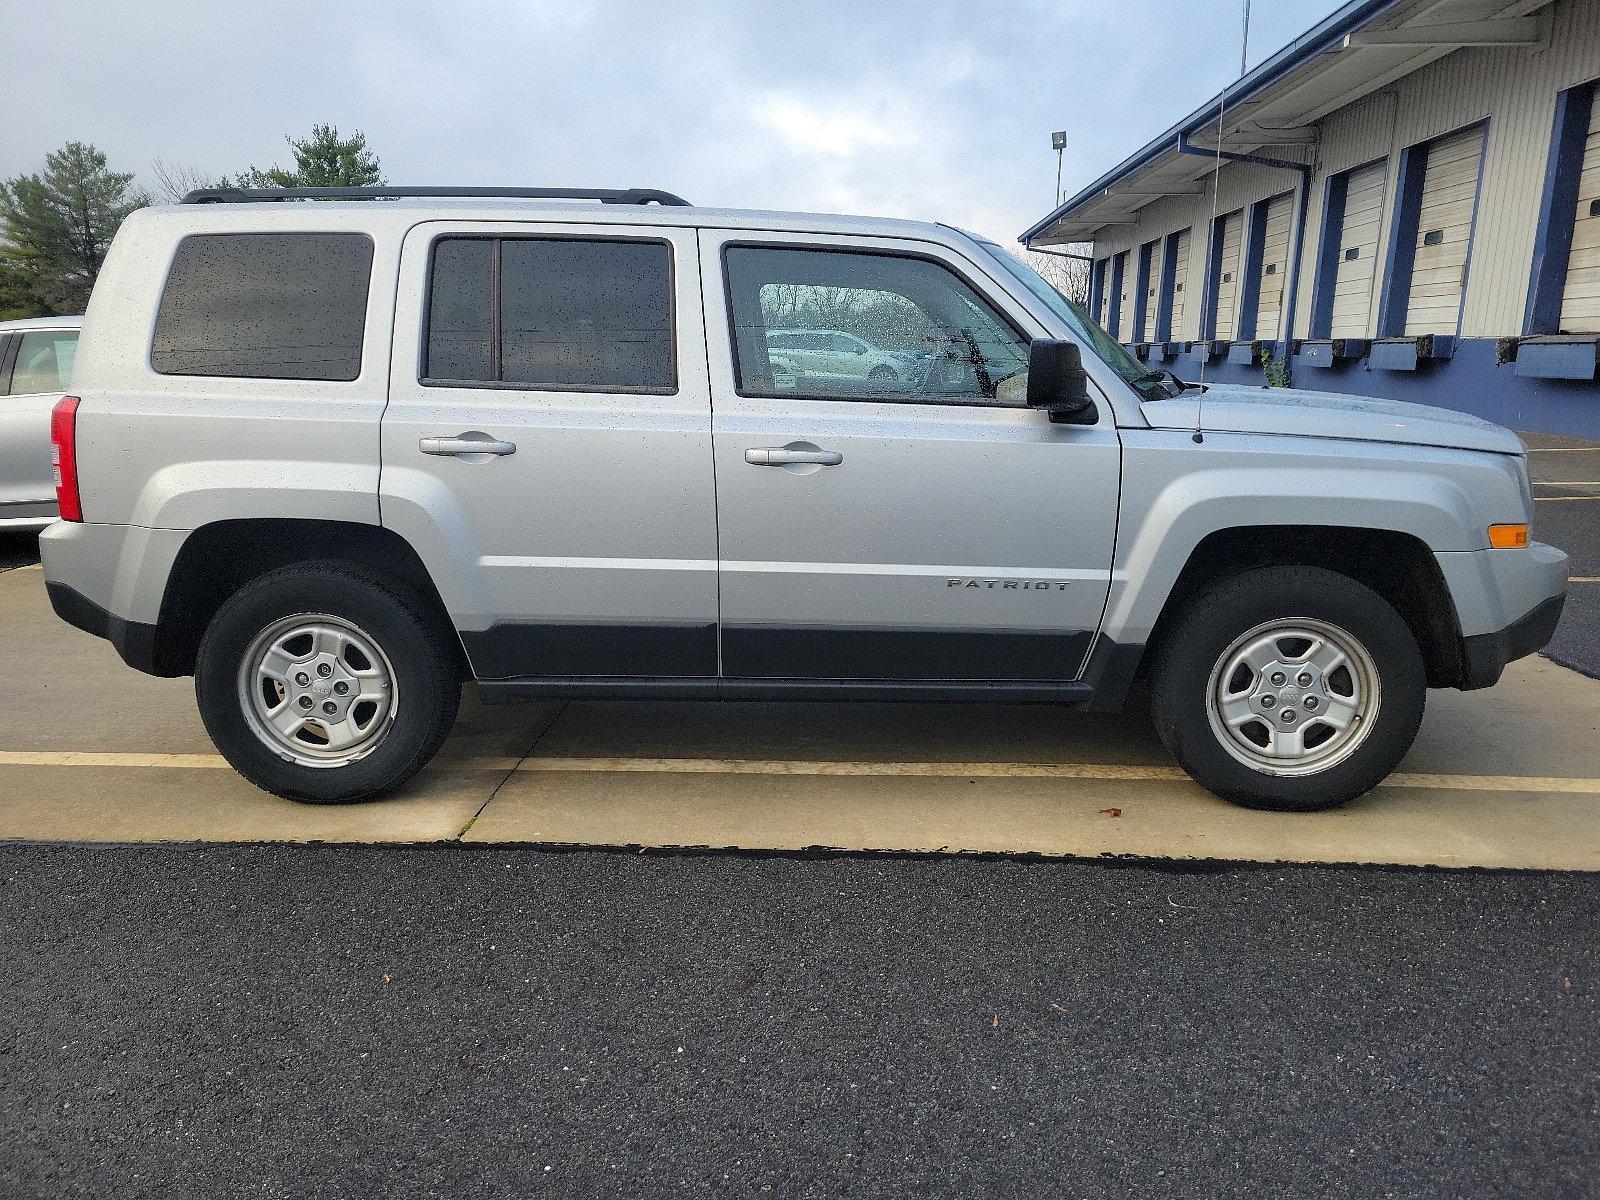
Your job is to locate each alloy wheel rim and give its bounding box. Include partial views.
[237,613,398,768]
[1205,617,1381,777]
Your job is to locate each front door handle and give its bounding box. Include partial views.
[745,447,843,466]
[420,435,517,457]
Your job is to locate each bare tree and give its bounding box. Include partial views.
[1019,244,1092,306]
[148,158,222,204]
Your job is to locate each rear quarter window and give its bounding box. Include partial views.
[151,232,374,381]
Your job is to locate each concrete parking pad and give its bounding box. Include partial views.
[4,545,1600,867]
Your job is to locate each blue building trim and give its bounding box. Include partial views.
[1133,240,1155,342]
[1202,211,1233,340]
[1525,80,1597,334]
[1376,141,1428,338]
[1107,251,1127,340]
[1309,172,1350,338]
[1089,257,1106,324]
[1162,338,1600,441]
[1155,230,1183,342]
[1237,198,1271,341]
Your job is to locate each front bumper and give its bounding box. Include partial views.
[1435,541,1568,689]
[1460,592,1566,689]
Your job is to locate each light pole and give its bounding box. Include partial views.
[1051,131,1067,204]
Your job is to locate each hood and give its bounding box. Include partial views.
[1140,384,1524,456]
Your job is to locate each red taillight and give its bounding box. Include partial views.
[51,396,82,522]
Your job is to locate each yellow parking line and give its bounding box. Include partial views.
[4,750,1600,795]
[513,756,1600,794]
[1571,577,1600,584]
[1536,495,1600,501]
[0,750,231,769]
[516,756,1190,781]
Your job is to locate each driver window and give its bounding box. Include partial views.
[725,246,1030,405]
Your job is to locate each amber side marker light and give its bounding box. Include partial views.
[1488,524,1529,549]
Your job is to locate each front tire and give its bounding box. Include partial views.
[1149,565,1426,811]
[196,563,461,804]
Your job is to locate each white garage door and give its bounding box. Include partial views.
[1331,161,1387,338]
[1252,194,1293,340]
[1560,96,1600,332]
[1138,242,1160,342]
[1404,126,1484,336]
[1169,229,1190,336]
[1212,211,1243,339]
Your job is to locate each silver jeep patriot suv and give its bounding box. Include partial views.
[40,185,1568,812]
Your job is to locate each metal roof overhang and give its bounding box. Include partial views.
[1021,0,1555,246]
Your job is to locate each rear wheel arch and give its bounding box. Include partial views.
[149,519,464,678]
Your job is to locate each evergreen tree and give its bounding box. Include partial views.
[236,124,385,189]
[0,141,146,315]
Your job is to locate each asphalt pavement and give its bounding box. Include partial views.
[4,844,1598,1199]
[1526,434,1600,678]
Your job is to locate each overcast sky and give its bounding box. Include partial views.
[12,0,1336,245]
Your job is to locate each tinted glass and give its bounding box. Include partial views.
[500,239,673,390]
[152,233,373,380]
[424,237,674,392]
[724,246,1031,404]
[974,240,1170,401]
[9,329,79,394]
[426,238,494,382]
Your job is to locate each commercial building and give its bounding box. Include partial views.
[1021,0,1600,439]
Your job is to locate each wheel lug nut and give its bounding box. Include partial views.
[333,681,349,695]
[1271,672,1286,686]
[1297,672,1312,686]
[322,701,337,715]
[295,673,310,686]
[1281,709,1297,723]
[1304,696,1318,710]
[318,663,333,678]
[298,696,313,709]
[1260,695,1276,709]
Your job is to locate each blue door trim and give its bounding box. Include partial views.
[1155,229,1185,342]
[1237,197,1270,341]
[1133,240,1156,341]
[1525,80,1597,335]
[1089,257,1106,323]
[1376,142,1428,338]
[1202,210,1235,340]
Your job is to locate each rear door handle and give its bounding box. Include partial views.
[420,435,517,457]
[744,447,843,466]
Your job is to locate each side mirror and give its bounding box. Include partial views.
[1025,339,1097,425]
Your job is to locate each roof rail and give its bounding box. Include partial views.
[179,186,692,206]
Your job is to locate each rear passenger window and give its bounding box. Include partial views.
[152,233,373,381]
[424,237,675,393]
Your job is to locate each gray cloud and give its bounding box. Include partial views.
[12,0,1331,243]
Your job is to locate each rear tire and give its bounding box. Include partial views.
[1148,565,1426,812]
[195,562,461,804]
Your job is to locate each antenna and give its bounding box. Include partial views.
[1194,0,1253,444]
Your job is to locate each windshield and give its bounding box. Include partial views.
[975,240,1177,402]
